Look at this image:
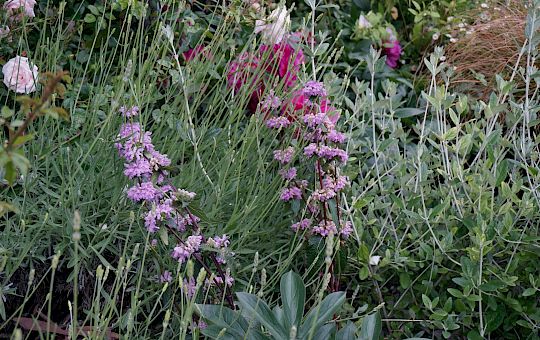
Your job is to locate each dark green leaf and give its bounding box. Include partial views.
[280,271,305,329]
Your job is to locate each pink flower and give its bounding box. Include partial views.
[320,99,340,125]
[2,56,38,93]
[274,43,304,88]
[227,52,261,92]
[127,182,159,202]
[4,0,36,18]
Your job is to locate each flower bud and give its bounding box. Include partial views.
[196,268,207,286]
[186,260,194,279]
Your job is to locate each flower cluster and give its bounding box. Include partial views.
[266,79,352,239]
[115,107,234,290]
[226,4,352,240]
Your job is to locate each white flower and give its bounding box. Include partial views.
[369,255,381,266]
[480,3,489,9]
[254,5,290,44]
[357,15,372,29]
[432,32,440,41]
[2,56,39,93]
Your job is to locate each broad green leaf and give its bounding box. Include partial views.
[358,312,381,340]
[280,271,305,329]
[299,292,345,339]
[236,293,287,339]
[196,304,248,338]
[313,323,335,339]
[336,321,356,339]
[479,280,506,292]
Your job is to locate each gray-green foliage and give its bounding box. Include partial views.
[339,8,540,336]
[196,271,386,340]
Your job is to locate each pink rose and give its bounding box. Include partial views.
[2,56,39,93]
[4,0,37,18]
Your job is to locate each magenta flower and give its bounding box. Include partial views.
[183,46,211,62]
[383,40,402,69]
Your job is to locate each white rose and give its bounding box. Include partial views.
[369,255,381,266]
[254,5,290,44]
[357,15,372,29]
[4,0,37,18]
[2,56,39,94]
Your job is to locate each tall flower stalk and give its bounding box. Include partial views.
[115,106,235,308]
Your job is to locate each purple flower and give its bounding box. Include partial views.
[323,175,349,192]
[171,235,203,263]
[213,272,234,287]
[260,90,282,110]
[303,81,327,97]
[312,220,337,237]
[124,158,152,178]
[273,147,295,164]
[266,116,291,129]
[327,129,346,143]
[291,219,311,231]
[120,106,140,118]
[148,150,171,170]
[311,188,336,202]
[211,234,230,248]
[280,186,302,201]
[183,277,197,298]
[127,181,159,202]
[303,113,327,128]
[318,146,348,163]
[340,221,353,238]
[160,270,173,283]
[279,167,297,180]
[304,143,318,157]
